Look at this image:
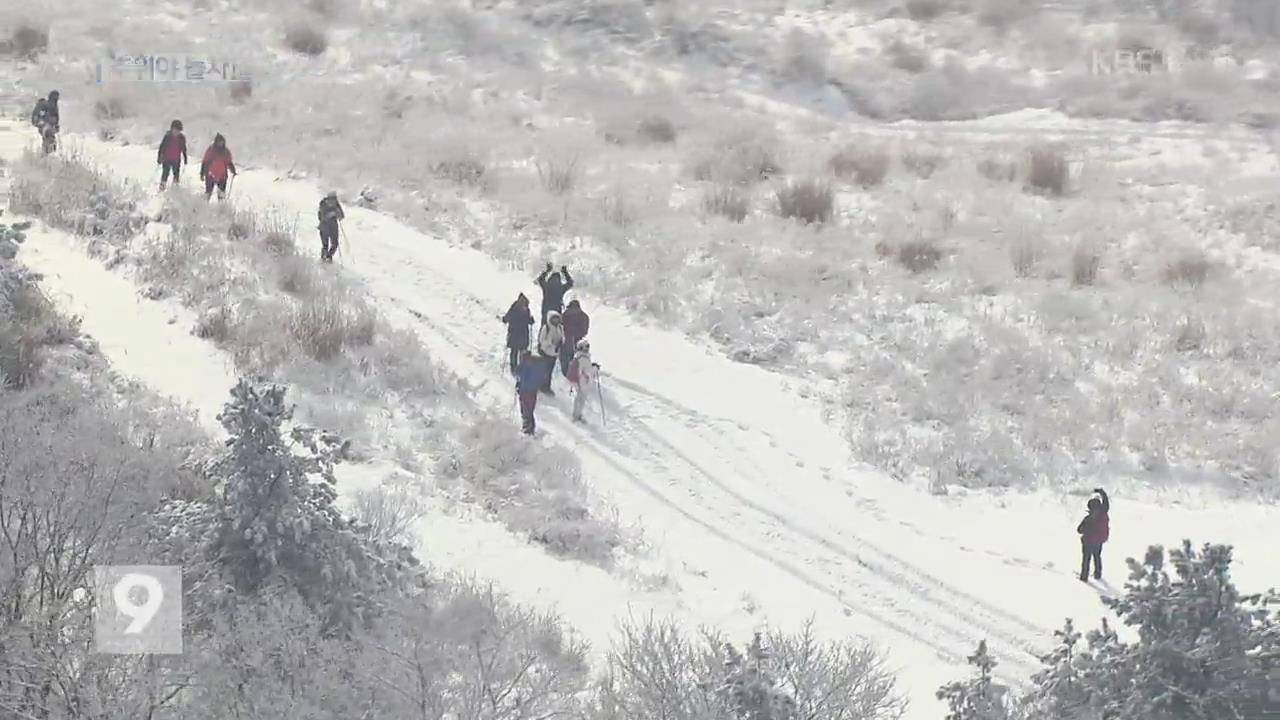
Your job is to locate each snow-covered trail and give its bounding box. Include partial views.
[9,121,1280,717]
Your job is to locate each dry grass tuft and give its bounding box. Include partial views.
[775,179,835,224]
[830,144,891,187]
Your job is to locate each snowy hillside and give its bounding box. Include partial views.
[2,1,1280,718]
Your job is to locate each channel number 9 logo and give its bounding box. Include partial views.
[93,565,183,654]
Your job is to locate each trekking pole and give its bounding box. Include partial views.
[596,373,606,426]
[339,220,353,262]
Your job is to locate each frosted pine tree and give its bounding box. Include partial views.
[713,633,798,720]
[936,641,1012,720]
[1022,619,1095,719]
[209,380,421,632]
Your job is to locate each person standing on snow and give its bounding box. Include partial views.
[1077,488,1110,582]
[156,120,188,191]
[560,299,589,377]
[535,263,574,324]
[499,293,535,375]
[566,339,599,423]
[199,133,237,200]
[537,310,565,395]
[31,90,59,154]
[318,191,345,262]
[514,350,543,436]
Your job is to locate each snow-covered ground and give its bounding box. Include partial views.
[6,119,1279,718]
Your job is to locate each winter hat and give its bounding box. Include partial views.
[214,133,225,144]
[517,292,528,303]
[567,299,580,309]
[326,190,338,199]
[171,120,183,130]
[1087,497,1101,512]
[48,91,59,101]
[548,311,562,323]
[576,339,589,351]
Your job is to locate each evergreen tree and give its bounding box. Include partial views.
[714,633,798,720]
[1022,541,1280,720]
[200,380,422,632]
[936,641,1011,720]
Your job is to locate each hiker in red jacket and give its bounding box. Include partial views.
[559,299,589,377]
[1076,488,1110,582]
[156,120,188,191]
[199,133,236,200]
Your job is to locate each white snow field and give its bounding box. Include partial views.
[4,119,1280,718]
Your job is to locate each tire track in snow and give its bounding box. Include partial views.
[367,251,1045,678]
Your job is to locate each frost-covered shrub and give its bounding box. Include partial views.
[830,143,890,187]
[284,18,328,56]
[897,238,942,273]
[637,114,678,143]
[0,265,79,390]
[597,618,906,720]
[1026,144,1068,196]
[1162,252,1211,288]
[9,151,147,244]
[703,184,750,222]
[536,154,580,196]
[5,23,48,59]
[775,179,835,224]
[289,292,378,361]
[901,147,947,179]
[1071,242,1100,286]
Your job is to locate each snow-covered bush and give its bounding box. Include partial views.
[829,143,891,187]
[283,17,328,55]
[596,618,907,720]
[289,291,378,361]
[985,542,1280,719]
[0,264,79,389]
[703,184,751,222]
[1026,145,1068,196]
[775,179,835,224]
[3,23,48,59]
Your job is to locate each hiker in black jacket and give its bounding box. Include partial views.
[318,191,345,262]
[499,293,535,375]
[536,263,574,324]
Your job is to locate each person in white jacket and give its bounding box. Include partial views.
[536,310,565,395]
[567,339,599,423]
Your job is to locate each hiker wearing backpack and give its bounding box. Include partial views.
[31,91,59,155]
[514,350,543,436]
[536,310,565,395]
[500,293,535,375]
[560,299,589,377]
[1077,488,1110,582]
[156,120,188,191]
[318,191,345,262]
[199,133,237,200]
[567,339,599,423]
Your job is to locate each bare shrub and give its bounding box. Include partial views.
[978,155,1018,182]
[905,0,949,21]
[290,294,378,361]
[1010,241,1041,278]
[692,140,783,185]
[1173,314,1206,352]
[93,95,131,122]
[598,618,906,720]
[7,24,48,59]
[1071,242,1101,286]
[434,155,488,186]
[897,239,942,273]
[536,154,580,196]
[228,80,253,104]
[193,305,234,343]
[780,28,829,84]
[830,144,891,187]
[1026,144,1069,196]
[901,147,947,178]
[703,184,750,222]
[637,114,677,143]
[351,486,426,546]
[885,38,930,73]
[0,267,79,389]
[285,19,329,56]
[1162,252,1210,288]
[277,256,319,296]
[775,179,835,224]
